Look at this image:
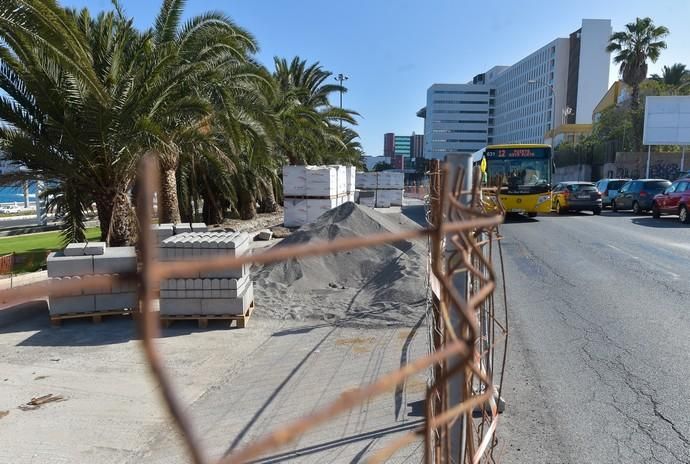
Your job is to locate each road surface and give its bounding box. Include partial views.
[497,211,690,463]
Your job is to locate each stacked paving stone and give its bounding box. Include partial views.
[46,242,138,316]
[151,222,208,243]
[158,231,253,316]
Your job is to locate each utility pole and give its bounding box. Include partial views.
[335,73,349,129]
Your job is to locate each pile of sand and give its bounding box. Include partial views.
[253,203,426,327]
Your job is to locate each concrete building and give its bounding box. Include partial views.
[383,132,424,170]
[383,133,395,158]
[418,19,612,158]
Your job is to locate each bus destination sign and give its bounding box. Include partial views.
[485,148,548,159]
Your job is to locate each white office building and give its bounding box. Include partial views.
[418,19,612,159]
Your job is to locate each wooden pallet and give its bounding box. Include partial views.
[160,301,255,329]
[50,309,134,327]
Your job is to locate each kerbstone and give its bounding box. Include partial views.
[95,292,138,311]
[48,295,96,315]
[93,247,137,274]
[159,298,201,316]
[84,242,106,255]
[64,243,87,256]
[47,252,94,277]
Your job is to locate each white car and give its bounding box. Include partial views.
[0,205,23,214]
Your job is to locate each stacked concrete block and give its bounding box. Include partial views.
[358,191,376,208]
[284,198,308,228]
[346,166,356,202]
[355,171,404,208]
[355,172,378,190]
[47,244,138,316]
[152,224,174,243]
[283,165,351,227]
[306,198,339,223]
[159,232,253,316]
[173,223,191,234]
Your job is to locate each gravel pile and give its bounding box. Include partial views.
[254,202,426,327]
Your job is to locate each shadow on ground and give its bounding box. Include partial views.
[0,300,249,347]
[631,217,689,229]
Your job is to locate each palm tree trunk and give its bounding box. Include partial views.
[259,183,278,213]
[631,83,640,110]
[238,189,257,220]
[159,168,181,224]
[95,190,136,246]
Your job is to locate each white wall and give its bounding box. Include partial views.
[576,19,612,124]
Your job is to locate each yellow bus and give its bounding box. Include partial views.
[472,144,554,217]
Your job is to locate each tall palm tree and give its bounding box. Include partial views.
[271,56,358,166]
[0,2,147,244]
[651,63,689,94]
[607,17,669,109]
[136,0,260,224]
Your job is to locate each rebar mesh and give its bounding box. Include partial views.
[0,155,508,464]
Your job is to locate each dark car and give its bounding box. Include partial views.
[652,178,690,224]
[612,179,672,214]
[552,182,602,215]
[594,178,630,208]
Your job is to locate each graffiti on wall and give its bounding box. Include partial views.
[616,161,681,180]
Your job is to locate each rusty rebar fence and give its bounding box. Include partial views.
[0,155,508,463]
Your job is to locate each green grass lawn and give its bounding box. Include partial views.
[0,227,101,274]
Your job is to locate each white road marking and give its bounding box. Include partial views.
[606,244,680,279]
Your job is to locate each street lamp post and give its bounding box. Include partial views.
[334,73,349,129]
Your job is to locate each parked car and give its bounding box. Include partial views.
[612,179,672,214]
[651,178,690,224]
[0,205,22,214]
[594,178,630,208]
[552,182,602,215]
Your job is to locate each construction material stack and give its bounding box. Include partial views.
[283,165,356,227]
[158,231,254,327]
[355,172,404,208]
[46,242,138,325]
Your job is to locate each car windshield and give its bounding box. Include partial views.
[608,181,626,190]
[486,158,551,189]
[567,184,596,192]
[645,181,671,190]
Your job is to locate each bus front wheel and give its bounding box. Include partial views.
[527,212,538,218]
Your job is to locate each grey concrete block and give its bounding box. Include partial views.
[159,298,201,316]
[174,223,191,234]
[48,295,96,315]
[81,274,112,295]
[202,282,253,316]
[95,292,138,311]
[64,243,87,256]
[47,252,94,277]
[256,229,273,241]
[93,247,137,274]
[152,224,174,242]
[112,274,137,294]
[191,223,208,232]
[83,242,106,255]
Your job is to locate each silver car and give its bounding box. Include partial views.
[595,178,630,208]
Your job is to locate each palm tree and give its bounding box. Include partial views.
[0,2,146,244]
[136,0,260,224]
[651,63,689,94]
[607,17,669,109]
[271,57,359,166]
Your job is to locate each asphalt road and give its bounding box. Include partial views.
[497,210,690,463]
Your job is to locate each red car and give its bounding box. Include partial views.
[652,178,690,224]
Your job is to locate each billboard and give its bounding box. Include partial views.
[643,96,690,145]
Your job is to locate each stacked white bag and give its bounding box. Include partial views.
[283,165,356,227]
[354,171,404,208]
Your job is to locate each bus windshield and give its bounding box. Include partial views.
[484,147,552,192]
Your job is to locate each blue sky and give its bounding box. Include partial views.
[64,0,690,156]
